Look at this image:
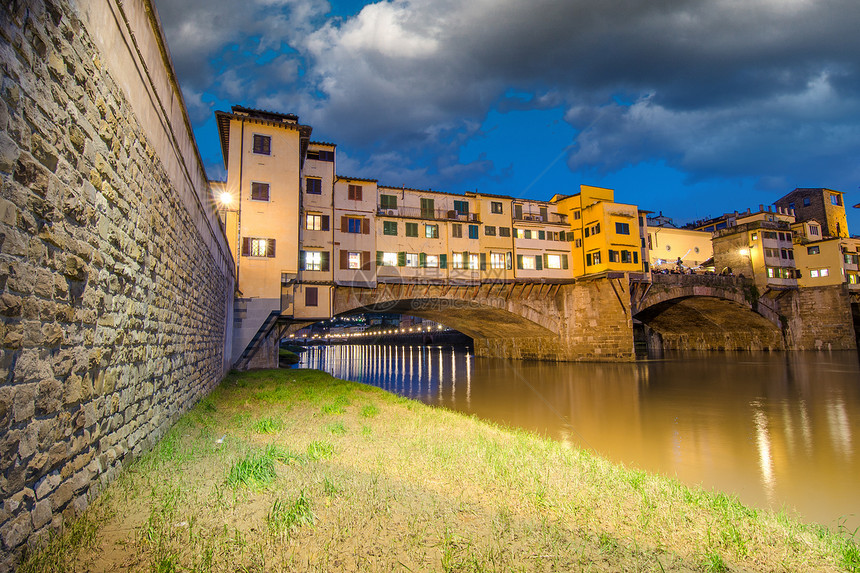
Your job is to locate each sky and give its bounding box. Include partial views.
[153,0,860,231]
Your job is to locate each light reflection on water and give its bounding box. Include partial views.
[300,345,860,529]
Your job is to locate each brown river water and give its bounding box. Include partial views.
[299,345,860,530]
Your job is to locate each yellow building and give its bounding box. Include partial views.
[712,220,798,291]
[552,185,644,277]
[511,199,572,280]
[792,220,860,289]
[774,188,849,239]
[647,227,713,271]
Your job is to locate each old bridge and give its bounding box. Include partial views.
[240,273,857,368]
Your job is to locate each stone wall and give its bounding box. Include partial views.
[778,285,857,350]
[0,0,234,569]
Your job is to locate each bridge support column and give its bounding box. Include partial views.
[778,285,857,350]
[473,279,635,361]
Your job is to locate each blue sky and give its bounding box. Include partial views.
[154,0,860,231]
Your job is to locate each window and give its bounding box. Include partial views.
[242,237,275,257]
[573,210,581,220]
[803,197,811,207]
[468,225,479,239]
[469,254,479,270]
[383,221,398,236]
[593,223,600,235]
[303,251,327,271]
[538,230,545,240]
[780,249,794,260]
[452,252,465,269]
[809,225,819,236]
[420,198,435,218]
[381,252,398,266]
[485,226,496,236]
[586,251,601,266]
[490,252,506,269]
[380,194,398,209]
[451,224,462,238]
[608,250,618,263]
[751,232,758,240]
[575,238,582,248]
[522,256,536,270]
[348,252,362,269]
[621,251,632,263]
[347,218,362,233]
[615,222,630,235]
[250,182,269,201]
[499,227,511,237]
[584,227,590,238]
[348,185,362,200]
[406,253,419,268]
[305,178,321,195]
[306,214,328,231]
[454,200,469,214]
[319,150,334,162]
[425,254,439,268]
[491,201,503,214]
[252,134,271,155]
[831,194,840,206]
[426,224,439,239]
[821,268,830,277]
[307,150,319,160]
[807,246,820,255]
[405,223,418,237]
[305,287,318,307]
[546,254,562,269]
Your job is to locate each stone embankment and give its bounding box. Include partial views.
[0,0,234,569]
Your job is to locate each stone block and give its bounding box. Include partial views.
[30,499,52,530]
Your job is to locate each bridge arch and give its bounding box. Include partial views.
[632,275,786,351]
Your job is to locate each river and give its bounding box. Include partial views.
[299,344,860,530]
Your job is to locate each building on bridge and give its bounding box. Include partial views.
[213,106,649,364]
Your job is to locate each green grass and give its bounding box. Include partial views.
[24,368,860,573]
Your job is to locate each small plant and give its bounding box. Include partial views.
[703,550,729,572]
[321,395,350,414]
[226,451,277,488]
[267,491,314,535]
[360,404,379,418]
[323,476,342,496]
[253,417,284,434]
[307,440,334,461]
[325,421,347,435]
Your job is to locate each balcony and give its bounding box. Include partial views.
[377,206,480,223]
[513,212,569,225]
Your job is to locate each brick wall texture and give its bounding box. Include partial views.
[0,0,233,568]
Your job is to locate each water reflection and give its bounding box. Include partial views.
[300,346,860,528]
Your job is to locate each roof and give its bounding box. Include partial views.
[309,141,337,148]
[336,175,379,183]
[214,107,312,169]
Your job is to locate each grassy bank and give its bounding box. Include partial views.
[22,369,859,572]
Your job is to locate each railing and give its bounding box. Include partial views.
[513,212,568,225]
[377,206,481,223]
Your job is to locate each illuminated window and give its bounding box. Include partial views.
[546,254,561,269]
[242,237,275,257]
[807,246,820,255]
[306,214,327,231]
[304,251,322,271]
[469,253,479,269]
[381,252,398,266]
[348,252,361,269]
[425,224,439,239]
[405,253,419,268]
[425,254,439,268]
[452,252,465,269]
[522,256,536,270]
[490,253,506,269]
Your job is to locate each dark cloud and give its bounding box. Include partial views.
[153,0,860,193]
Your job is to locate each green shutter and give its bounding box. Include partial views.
[517,254,523,270]
[398,251,406,267]
[539,230,545,240]
[299,250,305,270]
[462,251,469,269]
[439,254,447,269]
[480,252,486,271]
[562,254,568,269]
[376,251,383,266]
[535,255,543,270]
[419,252,427,268]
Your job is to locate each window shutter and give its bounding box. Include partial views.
[535,255,543,270]
[462,251,469,269]
[361,251,371,271]
[340,249,348,270]
[266,239,276,257]
[341,216,348,233]
[562,254,569,269]
[241,237,251,257]
[517,254,523,270]
[539,230,545,240]
[322,215,329,231]
[398,252,406,267]
[362,219,370,234]
[376,251,383,266]
[633,251,639,264]
[321,252,329,272]
[480,253,486,271]
[419,252,427,268]
[305,287,318,307]
[439,254,447,269]
[299,250,306,270]
[506,252,512,270]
